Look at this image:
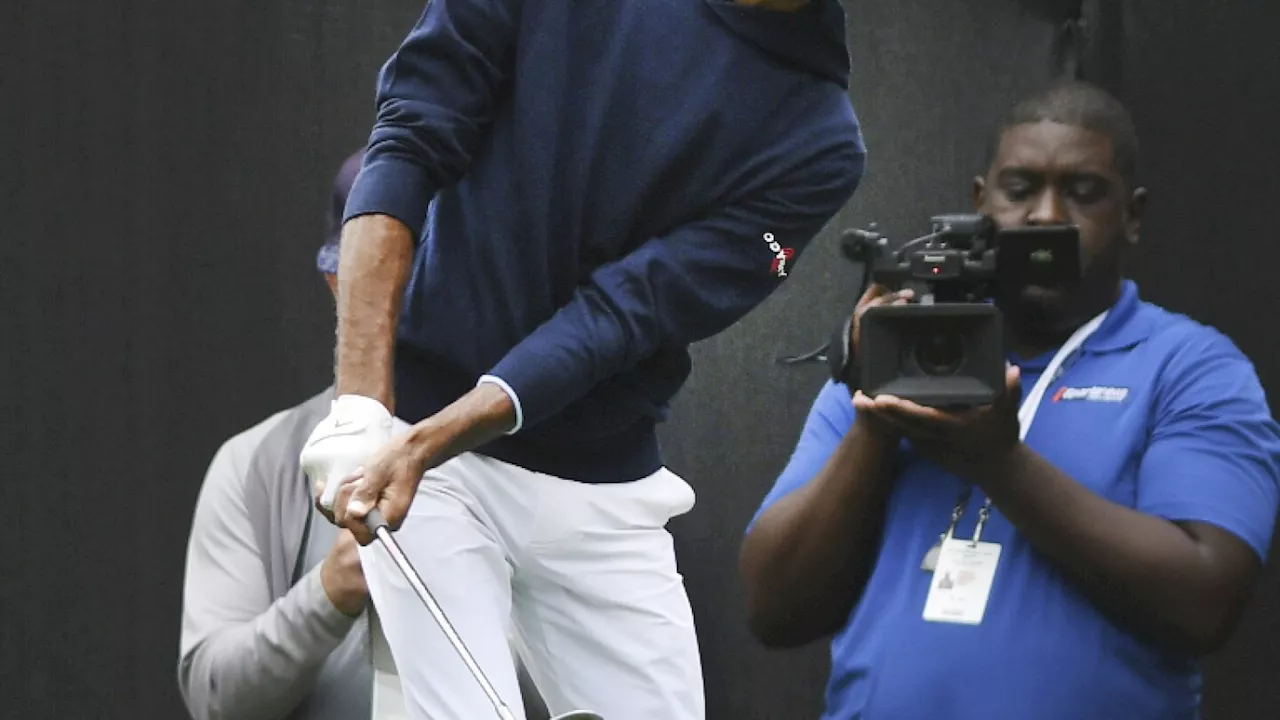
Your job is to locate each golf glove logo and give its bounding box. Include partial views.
[300,394,395,510]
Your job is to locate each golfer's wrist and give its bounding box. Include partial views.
[477,375,523,434]
[334,372,395,415]
[434,383,517,441]
[405,383,516,469]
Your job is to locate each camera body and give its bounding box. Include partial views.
[834,214,1082,408]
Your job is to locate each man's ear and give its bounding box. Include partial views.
[973,175,987,210]
[1125,187,1148,246]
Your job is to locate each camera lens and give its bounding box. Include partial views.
[913,331,965,376]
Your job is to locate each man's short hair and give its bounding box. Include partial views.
[986,80,1140,189]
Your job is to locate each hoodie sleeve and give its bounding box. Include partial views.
[486,137,865,431]
[342,0,523,239]
[177,428,358,720]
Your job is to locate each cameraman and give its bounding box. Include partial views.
[739,80,1280,719]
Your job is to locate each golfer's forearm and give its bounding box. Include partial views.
[408,383,517,471]
[335,214,416,412]
[180,569,357,720]
[740,421,898,647]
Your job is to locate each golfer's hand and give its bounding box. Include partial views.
[299,394,395,524]
[331,430,428,545]
[333,383,520,544]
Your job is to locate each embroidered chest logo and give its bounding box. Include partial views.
[1052,386,1130,403]
[764,232,794,277]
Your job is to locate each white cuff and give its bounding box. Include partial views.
[331,393,392,421]
[477,375,523,435]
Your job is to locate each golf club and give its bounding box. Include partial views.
[364,507,604,720]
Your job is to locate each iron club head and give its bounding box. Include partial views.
[550,713,603,720]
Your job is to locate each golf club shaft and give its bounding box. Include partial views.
[365,508,517,720]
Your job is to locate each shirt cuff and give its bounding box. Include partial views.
[341,155,435,243]
[477,375,523,435]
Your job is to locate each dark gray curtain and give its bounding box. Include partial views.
[4,0,1279,718]
[2,1,420,716]
[1120,3,1280,717]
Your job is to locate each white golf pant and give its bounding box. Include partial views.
[369,608,409,719]
[357,451,705,720]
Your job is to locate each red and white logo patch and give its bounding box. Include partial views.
[764,232,794,278]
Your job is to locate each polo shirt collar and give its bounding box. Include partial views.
[1083,279,1155,354]
[1007,280,1152,369]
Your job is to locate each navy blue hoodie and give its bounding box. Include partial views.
[344,0,866,483]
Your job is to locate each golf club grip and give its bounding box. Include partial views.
[365,507,390,534]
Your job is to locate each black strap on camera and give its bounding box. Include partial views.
[827,314,858,389]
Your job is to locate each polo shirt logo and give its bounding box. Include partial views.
[1052,386,1130,403]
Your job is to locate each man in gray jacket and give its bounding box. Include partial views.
[176,151,377,720]
[176,151,548,720]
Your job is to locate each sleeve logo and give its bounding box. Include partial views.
[764,233,794,278]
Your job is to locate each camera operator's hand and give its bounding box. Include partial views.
[850,284,915,360]
[853,364,1022,480]
[846,284,915,438]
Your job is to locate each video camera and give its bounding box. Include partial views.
[828,214,1083,408]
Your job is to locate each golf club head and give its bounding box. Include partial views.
[550,713,603,720]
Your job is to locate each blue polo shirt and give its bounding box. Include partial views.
[749,281,1280,720]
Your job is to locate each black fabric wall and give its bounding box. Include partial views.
[1,2,421,716]
[4,1,1279,719]
[1120,3,1280,716]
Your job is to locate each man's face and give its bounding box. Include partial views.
[975,121,1144,326]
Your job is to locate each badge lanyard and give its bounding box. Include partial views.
[920,310,1109,572]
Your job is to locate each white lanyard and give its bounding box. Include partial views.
[1015,310,1108,441]
[942,310,1109,543]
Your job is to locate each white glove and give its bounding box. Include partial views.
[300,394,395,511]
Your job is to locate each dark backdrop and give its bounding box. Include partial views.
[4,1,1279,718]
[1,1,421,717]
